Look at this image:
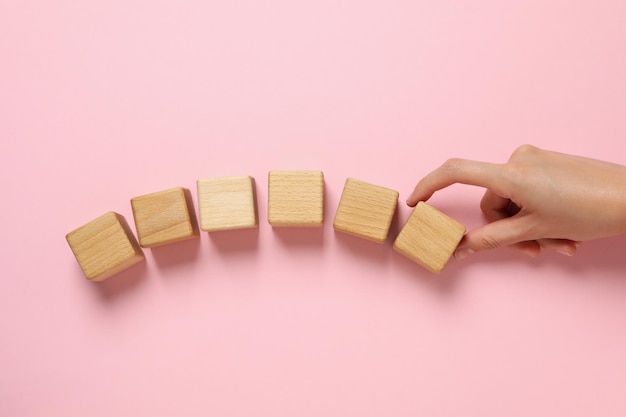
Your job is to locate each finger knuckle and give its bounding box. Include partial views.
[479,235,502,250]
[510,144,539,160]
[441,158,464,173]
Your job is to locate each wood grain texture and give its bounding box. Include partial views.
[131,187,199,248]
[197,176,258,232]
[66,212,144,281]
[393,202,465,273]
[333,178,399,243]
[268,171,324,227]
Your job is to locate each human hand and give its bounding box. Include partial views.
[407,145,626,259]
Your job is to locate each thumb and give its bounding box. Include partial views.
[454,215,538,260]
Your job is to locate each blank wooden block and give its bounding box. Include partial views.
[393,202,465,273]
[268,170,324,227]
[333,178,399,243]
[66,212,144,281]
[131,187,199,248]
[197,176,258,232]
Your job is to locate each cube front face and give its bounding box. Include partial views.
[393,202,465,273]
[268,171,324,227]
[131,187,198,248]
[197,176,258,232]
[66,212,144,281]
[333,178,399,243]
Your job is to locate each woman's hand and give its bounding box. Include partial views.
[407,145,626,259]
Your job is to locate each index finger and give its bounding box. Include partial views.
[406,158,511,206]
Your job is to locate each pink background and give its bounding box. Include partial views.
[2,1,626,416]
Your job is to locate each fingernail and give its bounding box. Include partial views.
[557,249,574,257]
[454,248,474,260]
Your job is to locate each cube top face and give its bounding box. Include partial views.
[333,178,399,243]
[268,170,324,227]
[393,202,465,273]
[131,187,198,248]
[66,212,144,281]
[197,176,258,232]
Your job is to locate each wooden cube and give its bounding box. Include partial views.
[333,178,399,243]
[197,176,258,232]
[131,187,199,248]
[268,171,324,227]
[66,212,144,281]
[393,202,465,273]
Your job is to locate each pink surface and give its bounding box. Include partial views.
[2,1,626,416]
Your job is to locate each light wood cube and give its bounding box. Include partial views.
[197,176,258,232]
[268,171,324,227]
[66,212,144,281]
[333,178,399,243]
[131,187,199,248]
[393,202,465,273]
